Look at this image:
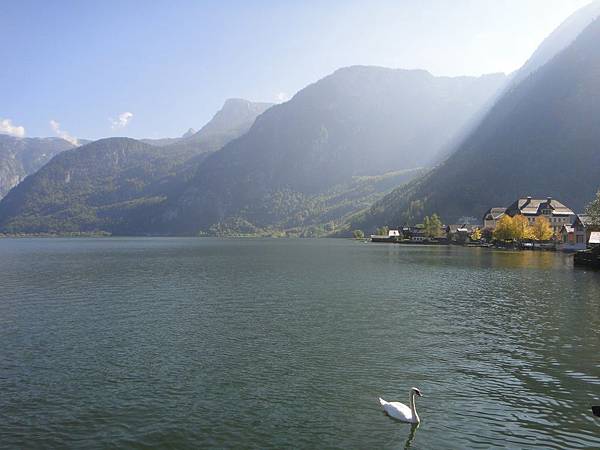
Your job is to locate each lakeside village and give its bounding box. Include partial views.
[360,195,600,269]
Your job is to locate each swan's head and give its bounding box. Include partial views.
[411,387,423,397]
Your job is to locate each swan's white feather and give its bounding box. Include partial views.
[379,397,416,423]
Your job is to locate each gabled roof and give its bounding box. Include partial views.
[577,214,594,226]
[483,207,506,220]
[506,197,573,216]
[561,224,574,233]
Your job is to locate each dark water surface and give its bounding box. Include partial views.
[1,238,599,449]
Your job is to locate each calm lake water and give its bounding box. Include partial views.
[1,238,599,449]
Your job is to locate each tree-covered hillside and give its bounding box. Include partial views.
[349,17,600,233]
[0,138,181,233]
[0,99,274,235]
[166,66,505,234]
[0,135,76,199]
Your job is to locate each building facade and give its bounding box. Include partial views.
[505,196,574,232]
[559,215,588,251]
[446,224,478,244]
[483,207,507,230]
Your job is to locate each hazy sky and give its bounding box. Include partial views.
[0,0,593,140]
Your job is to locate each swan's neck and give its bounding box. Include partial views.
[409,392,420,423]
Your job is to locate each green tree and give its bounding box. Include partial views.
[423,214,443,238]
[585,189,600,226]
[353,229,365,239]
[430,214,443,238]
[423,216,430,236]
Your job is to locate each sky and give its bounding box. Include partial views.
[0,0,593,140]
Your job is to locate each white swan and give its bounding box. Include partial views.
[379,387,423,423]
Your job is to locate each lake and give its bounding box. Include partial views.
[1,238,599,449]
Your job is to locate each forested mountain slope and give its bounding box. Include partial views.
[166,66,505,234]
[349,17,600,233]
[0,135,76,199]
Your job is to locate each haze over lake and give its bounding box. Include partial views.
[1,238,599,449]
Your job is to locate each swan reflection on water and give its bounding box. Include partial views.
[403,423,419,449]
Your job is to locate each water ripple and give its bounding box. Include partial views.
[1,239,599,449]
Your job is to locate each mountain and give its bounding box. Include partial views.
[0,135,76,199]
[183,98,273,150]
[349,17,600,233]
[181,128,196,138]
[0,138,176,233]
[433,0,600,165]
[165,66,506,234]
[142,99,273,151]
[0,69,504,236]
[0,99,274,234]
[512,0,600,85]
[200,168,426,237]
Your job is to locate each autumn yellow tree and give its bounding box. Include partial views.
[531,216,553,241]
[512,215,534,240]
[493,215,534,241]
[470,227,482,241]
[493,215,514,240]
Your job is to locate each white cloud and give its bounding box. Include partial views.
[110,111,133,130]
[0,118,26,137]
[49,120,78,145]
[276,92,290,103]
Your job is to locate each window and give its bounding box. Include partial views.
[577,235,584,244]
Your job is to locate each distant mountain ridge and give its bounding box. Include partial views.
[349,16,600,233]
[164,66,506,234]
[0,99,273,234]
[0,138,172,233]
[433,0,600,164]
[0,135,76,199]
[0,68,505,235]
[142,99,273,151]
[512,0,600,85]
[181,128,196,139]
[188,98,273,143]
